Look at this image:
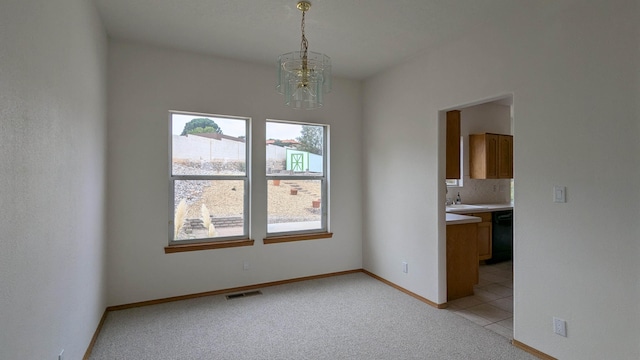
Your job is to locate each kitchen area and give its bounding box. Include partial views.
[443,100,515,338]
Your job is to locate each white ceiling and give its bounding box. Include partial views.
[93,0,572,80]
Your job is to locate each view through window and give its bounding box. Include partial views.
[266,120,328,235]
[170,112,249,243]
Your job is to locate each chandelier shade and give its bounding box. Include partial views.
[277,51,331,109]
[276,1,331,110]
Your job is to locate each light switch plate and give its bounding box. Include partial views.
[553,186,566,203]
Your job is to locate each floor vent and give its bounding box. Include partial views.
[225,290,262,300]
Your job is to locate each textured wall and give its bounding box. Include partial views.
[0,0,107,359]
[363,1,639,359]
[106,40,363,306]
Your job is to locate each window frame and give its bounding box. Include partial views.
[446,178,462,187]
[168,110,251,247]
[265,119,329,237]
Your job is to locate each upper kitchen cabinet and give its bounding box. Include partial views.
[469,133,513,179]
[446,110,461,179]
[497,135,513,178]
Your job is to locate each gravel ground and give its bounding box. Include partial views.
[181,179,322,221]
[268,179,322,222]
[174,163,321,222]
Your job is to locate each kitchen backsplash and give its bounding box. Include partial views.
[448,177,512,204]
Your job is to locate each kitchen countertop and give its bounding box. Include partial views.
[446,213,482,225]
[445,203,513,214]
[445,203,513,224]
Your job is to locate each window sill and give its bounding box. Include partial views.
[264,232,333,244]
[165,239,254,254]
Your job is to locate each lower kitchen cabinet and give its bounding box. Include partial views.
[470,213,493,261]
[446,223,478,301]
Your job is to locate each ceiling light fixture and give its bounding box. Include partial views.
[277,1,331,110]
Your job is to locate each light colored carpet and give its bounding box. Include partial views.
[89,273,536,359]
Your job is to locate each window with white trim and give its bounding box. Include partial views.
[169,111,250,244]
[266,120,328,235]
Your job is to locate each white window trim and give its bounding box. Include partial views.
[265,119,329,237]
[168,110,251,246]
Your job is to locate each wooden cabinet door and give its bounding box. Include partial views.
[446,110,461,179]
[470,133,498,179]
[446,223,478,301]
[470,133,512,179]
[485,134,499,178]
[477,222,492,261]
[497,135,513,179]
[469,134,485,179]
[470,213,492,261]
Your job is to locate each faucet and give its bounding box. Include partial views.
[445,183,453,205]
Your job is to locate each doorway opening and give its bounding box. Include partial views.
[441,94,515,339]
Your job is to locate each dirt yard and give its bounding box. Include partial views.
[183,179,322,221]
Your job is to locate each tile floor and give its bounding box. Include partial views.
[446,260,514,339]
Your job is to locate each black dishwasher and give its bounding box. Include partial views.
[486,210,513,264]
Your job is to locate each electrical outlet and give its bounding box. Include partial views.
[553,317,567,337]
[553,186,566,203]
[243,261,250,270]
[58,349,64,360]
[402,261,408,273]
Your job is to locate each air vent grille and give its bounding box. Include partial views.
[225,290,262,300]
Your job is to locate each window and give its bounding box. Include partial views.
[445,179,461,187]
[169,111,250,245]
[266,120,328,237]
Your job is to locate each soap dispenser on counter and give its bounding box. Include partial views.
[455,192,462,204]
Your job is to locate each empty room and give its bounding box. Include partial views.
[1,1,639,359]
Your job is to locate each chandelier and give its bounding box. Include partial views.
[277,1,331,110]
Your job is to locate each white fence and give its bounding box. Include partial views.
[266,144,286,160]
[172,134,246,161]
[173,135,324,175]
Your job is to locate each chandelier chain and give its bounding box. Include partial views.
[300,9,308,60]
[276,1,331,109]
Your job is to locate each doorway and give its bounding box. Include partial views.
[441,94,515,339]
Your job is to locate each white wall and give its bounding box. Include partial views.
[0,0,107,359]
[106,40,363,305]
[363,1,639,359]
